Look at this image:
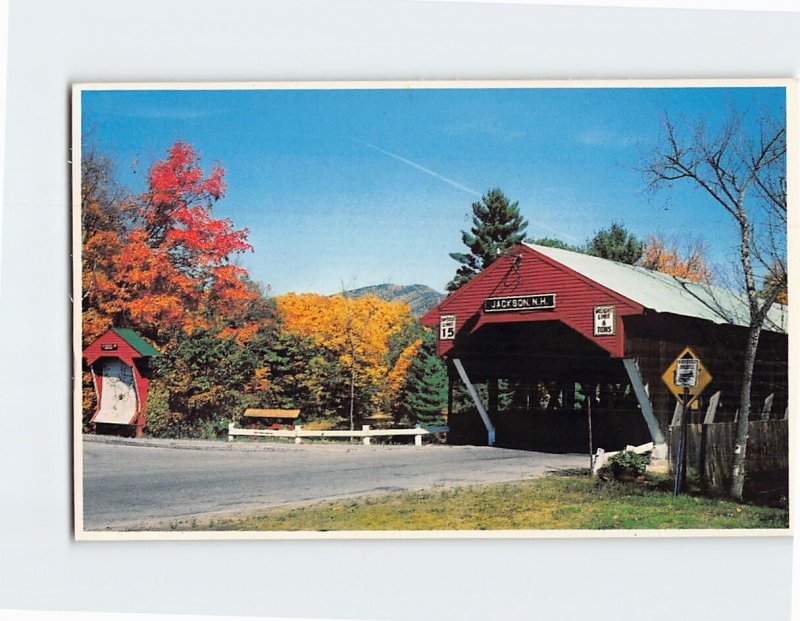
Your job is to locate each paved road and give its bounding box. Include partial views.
[81,436,588,530]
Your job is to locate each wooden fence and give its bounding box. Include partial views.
[668,390,788,496]
[669,419,788,497]
[228,423,448,446]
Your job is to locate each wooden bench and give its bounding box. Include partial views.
[242,408,301,430]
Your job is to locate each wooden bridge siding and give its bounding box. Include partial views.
[623,314,788,434]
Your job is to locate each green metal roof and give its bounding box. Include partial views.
[111,327,161,357]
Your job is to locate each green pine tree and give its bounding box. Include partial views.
[585,221,644,265]
[447,188,528,292]
[526,236,580,252]
[397,329,447,426]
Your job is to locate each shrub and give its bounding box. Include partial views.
[144,385,199,438]
[608,450,651,479]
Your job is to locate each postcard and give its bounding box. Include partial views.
[72,79,794,539]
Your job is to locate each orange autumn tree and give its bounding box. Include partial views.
[134,141,257,339]
[81,147,140,343]
[639,235,713,283]
[81,143,273,436]
[276,292,420,427]
[82,142,261,345]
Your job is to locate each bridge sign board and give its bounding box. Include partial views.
[483,293,556,313]
[439,314,456,340]
[593,304,616,336]
[661,346,712,407]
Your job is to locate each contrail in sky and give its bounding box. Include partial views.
[349,137,481,197]
[349,136,579,242]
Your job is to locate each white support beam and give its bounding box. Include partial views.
[452,358,495,446]
[704,390,721,424]
[622,358,666,446]
[760,393,775,421]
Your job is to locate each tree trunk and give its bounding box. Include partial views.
[349,361,355,432]
[729,322,763,501]
[488,377,499,418]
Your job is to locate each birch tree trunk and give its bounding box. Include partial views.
[729,323,763,500]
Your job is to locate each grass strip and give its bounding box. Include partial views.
[150,473,789,532]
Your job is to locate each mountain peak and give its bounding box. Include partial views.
[343,283,445,317]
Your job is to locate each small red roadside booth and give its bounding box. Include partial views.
[82,328,160,438]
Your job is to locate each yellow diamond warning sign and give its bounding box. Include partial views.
[661,347,712,406]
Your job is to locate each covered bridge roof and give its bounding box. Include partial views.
[525,244,787,334]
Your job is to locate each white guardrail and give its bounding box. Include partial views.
[228,423,448,446]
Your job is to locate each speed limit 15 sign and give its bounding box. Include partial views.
[439,315,456,340]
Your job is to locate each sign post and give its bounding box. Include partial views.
[661,348,711,496]
[674,384,690,496]
[587,394,594,471]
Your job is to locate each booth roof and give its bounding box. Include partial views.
[111,327,161,357]
[526,244,788,335]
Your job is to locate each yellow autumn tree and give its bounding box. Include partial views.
[276,292,417,427]
[639,235,713,283]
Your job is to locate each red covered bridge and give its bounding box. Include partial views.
[421,243,787,460]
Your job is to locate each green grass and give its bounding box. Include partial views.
[150,472,789,532]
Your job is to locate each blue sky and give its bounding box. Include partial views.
[81,84,786,295]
